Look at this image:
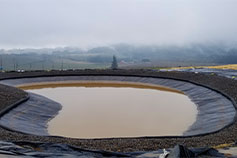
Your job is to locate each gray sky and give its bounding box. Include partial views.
[0,0,237,49]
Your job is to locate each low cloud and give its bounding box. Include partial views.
[0,0,237,49]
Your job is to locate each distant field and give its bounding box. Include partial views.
[1,52,236,71]
[161,64,237,70]
[205,64,237,70]
[0,55,110,71]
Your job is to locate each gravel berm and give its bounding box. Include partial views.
[0,69,236,152]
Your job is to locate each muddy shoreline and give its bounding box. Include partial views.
[0,69,236,152]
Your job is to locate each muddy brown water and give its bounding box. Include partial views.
[20,82,197,138]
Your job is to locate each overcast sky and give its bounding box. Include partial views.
[0,0,237,49]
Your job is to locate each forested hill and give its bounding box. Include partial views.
[0,44,236,70]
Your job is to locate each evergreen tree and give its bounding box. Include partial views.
[111,55,118,70]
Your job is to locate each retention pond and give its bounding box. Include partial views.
[20,82,197,138]
[0,75,235,138]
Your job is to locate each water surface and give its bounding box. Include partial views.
[22,82,197,138]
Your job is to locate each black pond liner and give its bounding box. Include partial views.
[0,140,132,157]
[0,140,225,158]
[0,75,236,139]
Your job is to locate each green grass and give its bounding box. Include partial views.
[1,54,110,71]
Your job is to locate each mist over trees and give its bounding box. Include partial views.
[0,43,236,70]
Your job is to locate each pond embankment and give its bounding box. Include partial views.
[0,69,236,152]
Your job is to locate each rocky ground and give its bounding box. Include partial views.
[0,69,236,152]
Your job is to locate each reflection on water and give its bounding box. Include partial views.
[23,82,197,138]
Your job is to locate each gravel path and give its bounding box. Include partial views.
[0,70,236,152]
